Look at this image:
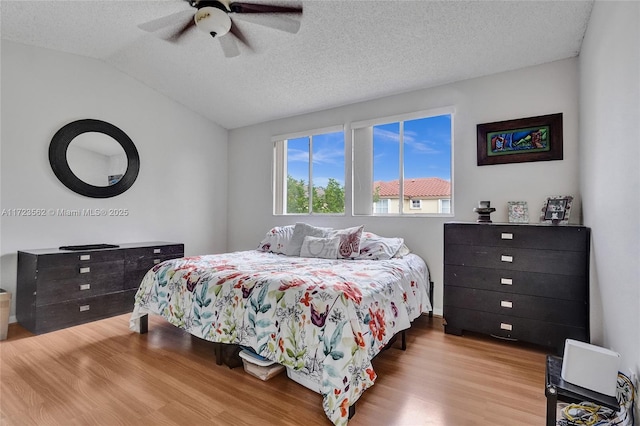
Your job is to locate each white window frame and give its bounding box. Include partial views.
[410,199,422,210]
[272,125,345,215]
[351,106,455,217]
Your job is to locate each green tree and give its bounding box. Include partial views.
[287,175,344,214]
[287,175,308,213]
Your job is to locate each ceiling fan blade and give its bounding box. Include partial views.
[138,9,194,33]
[219,35,241,58]
[229,22,250,49]
[231,13,301,34]
[167,18,196,42]
[229,2,302,14]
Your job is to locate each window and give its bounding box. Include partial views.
[273,126,345,215]
[374,198,389,214]
[439,198,451,214]
[352,107,453,216]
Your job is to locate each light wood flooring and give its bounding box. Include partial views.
[1,314,549,425]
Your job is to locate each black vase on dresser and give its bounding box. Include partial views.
[17,241,184,334]
[443,222,590,354]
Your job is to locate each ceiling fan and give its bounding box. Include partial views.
[138,0,303,58]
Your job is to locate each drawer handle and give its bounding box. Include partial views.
[500,322,513,331]
[500,278,513,285]
[79,283,91,291]
[500,300,513,309]
[79,305,90,312]
[501,233,513,240]
[79,267,91,274]
[153,248,162,254]
[153,259,161,264]
[501,255,513,263]
[80,254,91,261]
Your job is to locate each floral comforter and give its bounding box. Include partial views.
[130,250,431,425]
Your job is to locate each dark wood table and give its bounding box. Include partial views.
[545,355,619,426]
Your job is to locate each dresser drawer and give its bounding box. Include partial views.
[444,306,588,351]
[126,244,184,261]
[124,244,183,289]
[37,259,125,281]
[34,289,137,334]
[445,244,587,276]
[444,265,587,301]
[36,271,124,306]
[444,286,587,327]
[37,250,123,268]
[444,223,589,251]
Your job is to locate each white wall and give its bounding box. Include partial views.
[0,41,229,321]
[579,0,640,398]
[228,58,581,316]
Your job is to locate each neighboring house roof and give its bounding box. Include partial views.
[374,177,451,198]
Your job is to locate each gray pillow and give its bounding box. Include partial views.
[285,222,331,256]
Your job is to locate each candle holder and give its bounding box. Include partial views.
[473,201,496,223]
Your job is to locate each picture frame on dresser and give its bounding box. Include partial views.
[507,201,529,223]
[540,195,573,225]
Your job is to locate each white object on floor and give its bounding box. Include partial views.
[561,339,620,397]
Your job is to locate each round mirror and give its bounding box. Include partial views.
[49,119,140,198]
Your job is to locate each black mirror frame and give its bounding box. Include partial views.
[49,119,140,198]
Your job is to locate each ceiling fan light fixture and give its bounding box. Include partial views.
[194,6,231,38]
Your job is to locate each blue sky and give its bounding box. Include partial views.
[287,114,452,188]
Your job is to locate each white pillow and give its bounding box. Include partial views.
[285,223,332,257]
[300,235,340,259]
[257,225,295,254]
[357,232,406,260]
[329,225,364,259]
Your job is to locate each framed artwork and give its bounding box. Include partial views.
[507,201,529,223]
[477,113,563,166]
[540,195,573,224]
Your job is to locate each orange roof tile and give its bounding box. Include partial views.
[373,177,451,198]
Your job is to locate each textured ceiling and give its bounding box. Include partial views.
[1,0,594,129]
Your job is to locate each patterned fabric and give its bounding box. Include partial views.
[356,232,406,260]
[130,250,431,425]
[330,225,364,259]
[300,235,340,259]
[257,225,295,254]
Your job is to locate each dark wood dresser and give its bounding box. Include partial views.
[443,222,590,354]
[17,241,184,334]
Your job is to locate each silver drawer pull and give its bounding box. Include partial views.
[501,300,513,308]
[500,322,513,331]
[79,267,91,274]
[501,255,513,263]
[500,278,513,285]
[79,283,91,291]
[80,254,91,261]
[153,259,161,264]
[153,248,161,254]
[501,233,513,240]
[79,305,90,312]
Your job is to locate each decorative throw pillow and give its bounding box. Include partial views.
[393,243,411,258]
[300,235,340,259]
[257,225,295,254]
[285,223,332,257]
[357,232,406,260]
[330,225,364,259]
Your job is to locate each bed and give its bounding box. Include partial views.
[129,224,433,425]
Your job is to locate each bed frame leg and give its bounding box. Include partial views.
[132,314,148,334]
[428,280,434,318]
[401,330,407,350]
[348,403,356,419]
